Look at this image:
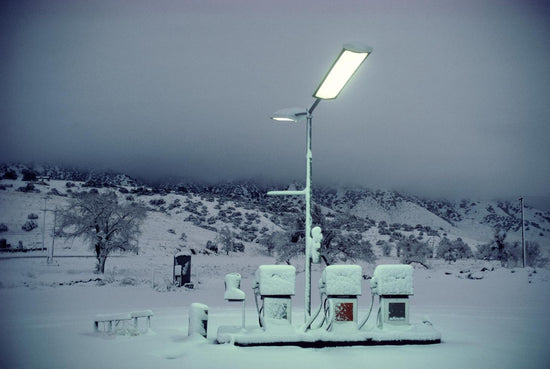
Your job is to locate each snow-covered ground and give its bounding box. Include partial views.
[1,255,549,369]
[1,177,549,368]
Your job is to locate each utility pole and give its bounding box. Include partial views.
[41,197,57,265]
[48,209,57,264]
[519,197,526,268]
[42,197,47,253]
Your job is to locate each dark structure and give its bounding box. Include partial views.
[173,254,191,287]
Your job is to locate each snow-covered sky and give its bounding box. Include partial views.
[1,0,549,200]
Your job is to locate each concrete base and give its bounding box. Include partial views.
[216,323,441,347]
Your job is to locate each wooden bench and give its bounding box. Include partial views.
[94,310,154,332]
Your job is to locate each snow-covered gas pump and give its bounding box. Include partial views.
[217,262,441,346]
[253,265,296,329]
[370,264,414,329]
[319,265,363,331]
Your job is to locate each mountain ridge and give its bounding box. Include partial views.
[1,162,548,255]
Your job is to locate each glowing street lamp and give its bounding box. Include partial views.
[313,43,373,100]
[268,43,373,320]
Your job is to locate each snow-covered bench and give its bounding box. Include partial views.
[130,310,154,330]
[94,313,131,332]
[94,310,153,332]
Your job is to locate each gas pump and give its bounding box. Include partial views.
[318,265,362,331]
[253,265,296,329]
[370,264,414,329]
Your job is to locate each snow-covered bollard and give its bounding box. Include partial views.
[189,303,208,338]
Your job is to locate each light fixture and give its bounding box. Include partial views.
[313,43,373,100]
[270,107,308,122]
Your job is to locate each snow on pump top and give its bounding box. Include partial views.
[255,265,296,296]
[321,265,362,296]
[370,264,414,296]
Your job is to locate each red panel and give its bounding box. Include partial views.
[335,302,354,321]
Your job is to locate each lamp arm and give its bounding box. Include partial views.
[308,98,322,115]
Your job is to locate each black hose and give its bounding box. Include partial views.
[358,293,375,330]
[301,292,326,332]
[253,288,264,328]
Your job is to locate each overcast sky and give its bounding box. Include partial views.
[1,0,549,203]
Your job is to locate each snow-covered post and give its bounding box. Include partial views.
[304,109,313,320]
[189,303,208,338]
[268,101,320,321]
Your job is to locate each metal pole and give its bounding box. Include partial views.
[304,111,313,320]
[42,197,47,253]
[303,98,319,320]
[520,197,525,267]
[48,209,57,264]
[267,98,321,322]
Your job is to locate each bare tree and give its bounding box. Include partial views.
[218,226,235,255]
[58,191,146,273]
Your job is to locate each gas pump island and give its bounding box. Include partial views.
[214,264,441,347]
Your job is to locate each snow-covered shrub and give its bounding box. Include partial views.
[21,220,38,232]
[119,277,138,286]
[48,188,65,196]
[379,240,393,257]
[118,187,129,194]
[526,241,548,267]
[475,231,521,267]
[168,198,181,209]
[17,183,39,193]
[21,169,37,181]
[149,198,166,207]
[2,169,17,180]
[436,237,473,263]
[206,240,218,254]
[322,234,376,265]
[233,242,245,253]
[397,236,432,267]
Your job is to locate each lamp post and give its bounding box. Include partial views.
[268,43,372,320]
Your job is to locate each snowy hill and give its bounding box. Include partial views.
[1,163,549,265]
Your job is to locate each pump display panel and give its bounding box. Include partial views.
[388,302,406,321]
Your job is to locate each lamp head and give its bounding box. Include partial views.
[270,107,308,122]
[313,43,373,100]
